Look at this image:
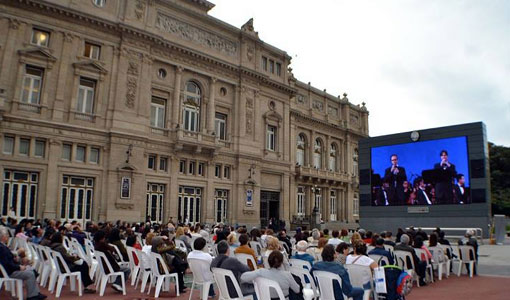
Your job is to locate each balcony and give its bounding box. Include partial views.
[18,101,41,113]
[295,165,352,184]
[150,126,169,137]
[173,128,222,155]
[74,111,96,122]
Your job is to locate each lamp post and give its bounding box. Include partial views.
[311,184,320,229]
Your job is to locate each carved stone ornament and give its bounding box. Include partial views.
[297,94,306,104]
[328,106,338,116]
[115,202,134,210]
[155,13,238,56]
[134,0,147,20]
[246,98,254,109]
[126,76,137,109]
[246,111,253,134]
[350,113,360,125]
[313,100,324,112]
[247,46,254,62]
[8,18,20,29]
[127,61,139,76]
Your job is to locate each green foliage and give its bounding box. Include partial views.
[489,142,510,216]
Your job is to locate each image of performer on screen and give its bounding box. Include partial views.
[454,173,468,204]
[376,179,393,206]
[433,150,457,204]
[384,154,407,205]
[414,177,432,205]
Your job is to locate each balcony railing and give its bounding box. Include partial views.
[74,111,96,122]
[295,165,352,182]
[18,102,41,113]
[150,126,169,136]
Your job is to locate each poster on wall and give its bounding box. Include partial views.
[246,189,253,207]
[121,177,131,199]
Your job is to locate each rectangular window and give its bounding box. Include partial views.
[198,162,205,176]
[148,155,156,170]
[223,166,230,179]
[353,195,359,216]
[262,56,268,71]
[215,112,227,140]
[31,29,50,47]
[269,60,274,73]
[19,138,30,156]
[62,143,72,161]
[90,147,99,164]
[189,161,196,175]
[35,140,45,157]
[266,125,276,151]
[76,145,86,162]
[151,97,166,128]
[77,78,95,114]
[84,42,101,60]
[183,107,199,132]
[179,160,186,174]
[297,186,305,216]
[159,157,167,171]
[2,136,14,154]
[276,63,282,76]
[215,164,221,178]
[21,66,44,104]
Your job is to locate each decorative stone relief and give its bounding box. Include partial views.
[313,100,324,112]
[246,98,253,109]
[8,18,20,29]
[127,61,139,76]
[134,0,146,21]
[350,113,360,126]
[246,111,253,134]
[155,13,238,56]
[328,106,338,116]
[247,46,254,62]
[126,76,137,109]
[297,94,306,105]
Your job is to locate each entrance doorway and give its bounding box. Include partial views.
[260,190,280,227]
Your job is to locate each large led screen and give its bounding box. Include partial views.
[370,136,470,206]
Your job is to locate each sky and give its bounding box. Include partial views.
[209,0,510,146]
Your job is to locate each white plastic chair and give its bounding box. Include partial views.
[212,267,254,300]
[289,266,319,299]
[345,264,375,300]
[457,245,476,277]
[253,277,286,300]
[249,241,263,257]
[289,258,312,270]
[83,240,99,282]
[109,243,130,268]
[429,246,448,280]
[39,246,58,289]
[136,250,152,293]
[235,253,257,270]
[62,235,71,251]
[188,258,214,300]
[415,248,434,283]
[0,263,23,300]
[394,250,421,287]
[126,246,141,286]
[175,239,188,253]
[313,270,348,300]
[369,254,390,266]
[147,252,180,298]
[50,250,83,297]
[95,250,127,296]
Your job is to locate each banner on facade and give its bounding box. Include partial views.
[246,189,253,207]
[121,177,131,199]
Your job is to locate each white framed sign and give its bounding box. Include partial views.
[246,189,253,207]
[121,176,131,199]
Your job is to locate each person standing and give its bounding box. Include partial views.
[433,150,457,204]
[384,154,408,205]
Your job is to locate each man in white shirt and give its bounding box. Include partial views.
[327,230,344,247]
[187,237,215,298]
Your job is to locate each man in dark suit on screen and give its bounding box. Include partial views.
[414,177,432,205]
[453,173,468,204]
[384,154,408,205]
[433,150,457,204]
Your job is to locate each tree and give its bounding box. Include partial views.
[489,143,510,216]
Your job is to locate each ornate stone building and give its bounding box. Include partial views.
[0,0,368,229]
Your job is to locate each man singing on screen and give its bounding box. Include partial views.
[433,150,457,204]
[384,154,407,205]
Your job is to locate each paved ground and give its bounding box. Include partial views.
[2,237,509,299]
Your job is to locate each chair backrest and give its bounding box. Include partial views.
[367,245,375,253]
[414,248,430,265]
[51,250,72,275]
[40,246,57,270]
[71,240,90,265]
[314,270,346,300]
[125,246,138,270]
[235,253,257,269]
[262,255,270,269]
[136,249,150,271]
[369,254,389,266]
[0,263,12,278]
[345,264,372,288]
[394,250,416,271]
[289,258,312,270]
[253,277,286,300]
[278,241,290,255]
[212,267,245,300]
[383,244,394,258]
[95,250,115,275]
[458,245,476,262]
[429,246,446,264]
[289,266,318,294]
[109,243,126,263]
[249,241,262,257]
[62,235,71,250]
[175,239,188,253]
[188,258,213,284]
[149,252,170,276]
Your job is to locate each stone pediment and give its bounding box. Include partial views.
[18,47,57,62]
[263,110,283,121]
[72,60,108,74]
[117,162,137,172]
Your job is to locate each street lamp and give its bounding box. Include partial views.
[312,184,319,213]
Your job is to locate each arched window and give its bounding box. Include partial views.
[313,138,322,169]
[296,134,306,166]
[183,81,201,132]
[329,143,337,171]
[353,148,359,175]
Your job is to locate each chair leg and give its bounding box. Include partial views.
[121,273,126,295]
[16,281,23,300]
[77,274,83,296]
[469,262,474,278]
[438,264,442,280]
[56,276,65,298]
[155,277,164,298]
[175,275,180,297]
[457,261,462,277]
[188,282,194,300]
[99,276,108,297]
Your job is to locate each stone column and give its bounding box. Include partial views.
[53,32,74,121]
[207,77,216,134]
[171,66,183,128]
[239,87,246,137]
[309,131,315,167]
[325,135,330,171]
[43,139,61,219]
[324,186,330,222]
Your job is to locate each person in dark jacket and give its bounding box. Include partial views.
[0,227,46,300]
[394,234,426,285]
[94,230,130,292]
[368,238,394,265]
[49,233,95,293]
[312,245,363,300]
[151,236,188,293]
[109,228,129,262]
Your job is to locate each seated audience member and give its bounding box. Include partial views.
[49,233,95,293]
[312,244,363,300]
[0,227,46,300]
[327,230,343,247]
[362,231,373,244]
[413,236,432,261]
[291,240,315,267]
[351,232,362,245]
[278,229,292,254]
[212,241,256,299]
[31,227,44,244]
[394,234,427,286]
[71,224,87,246]
[227,232,239,249]
[234,234,259,270]
[395,228,405,244]
[383,231,396,247]
[458,229,478,275]
[308,229,320,246]
[176,227,192,252]
[293,227,305,242]
[187,237,215,297]
[241,251,301,299]
[109,228,129,262]
[39,227,55,247]
[264,236,290,270]
[340,229,350,243]
[94,230,130,293]
[368,238,394,265]
[323,228,330,240]
[151,236,188,293]
[346,240,378,288]
[416,228,428,241]
[336,243,350,265]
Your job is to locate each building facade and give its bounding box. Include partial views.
[0,0,368,229]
